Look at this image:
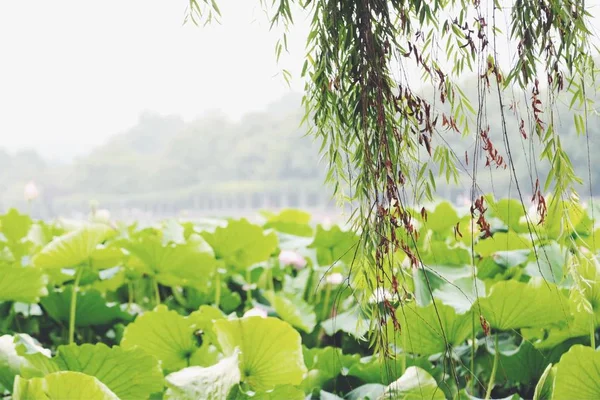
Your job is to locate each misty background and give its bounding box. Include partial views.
[1,1,599,220]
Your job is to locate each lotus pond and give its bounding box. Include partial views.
[0,198,599,399]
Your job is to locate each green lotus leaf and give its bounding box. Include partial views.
[491,198,526,232]
[193,218,228,234]
[180,222,197,240]
[523,242,567,284]
[214,316,307,391]
[121,305,216,373]
[521,291,590,349]
[319,391,344,399]
[477,337,568,386]
[40,287,131,327]
[252,385,305,399]
[381,366,445,399]
[188,233,216,256]
[554,345,600,400]
[33,224,114,269]
[425,264,475,282]
[0,209,32,244]
[432,277,486,314]
[320,305,370,339]
[13,371,119,400]
[264,291,316,333]
[574,207,594,236]
[301,346,356,392]
[188,343,221,368]
[26,222,58,251]
[424,201,460,234]
[345,354,434,386]
[188,305,227,349]
[201,219,278,270]
[41,268,79,287]
[474,232,531,257]
[303,346,355,373]
[52,343,164,400]
[231,384,306,399]
[0,337,19,389]
[414,265,474,307]
[455,389,521,400]
[308,225,359,266]
[55,218,87,232]
[123,235,217,288]
[533,363,555,400]
[390,302,474,355]
[0,335,45,390]
[165,351,240,400]
[346,384,386,400]
[186,282,242,314]
[516,253,600,348]
[226,383,305,399]
[420,241,471,266]
[492,249,530,269]
[16,339,59,379]
[282,268,311,297]
[574,228,600,253]
[414,264,476,308]
[0,243,15,264]
[262,209,313,237]
[92,268,127,294]
[477,279,568,330]
[0,265,48,303]
[89,245,125,270]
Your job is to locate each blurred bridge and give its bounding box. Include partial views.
[3,179,472,222]
[16,180,342,222]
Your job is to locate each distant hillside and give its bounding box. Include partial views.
[1,87,599,218]
[65,93,323,193]
[0,93,329,216]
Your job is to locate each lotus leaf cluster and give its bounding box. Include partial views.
[0,199,599,399]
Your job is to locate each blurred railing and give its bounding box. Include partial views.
[1,179,476,222]
[5,180,343,221]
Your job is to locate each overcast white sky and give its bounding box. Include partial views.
[0,0,309,161]
[1,1,599,162]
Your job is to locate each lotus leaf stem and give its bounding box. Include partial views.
[69,266,85,344]
[214,272,221,308]
[591,315,596,349]
[154,278,161,306]
[484,334,499,400]
[321,283,332,320]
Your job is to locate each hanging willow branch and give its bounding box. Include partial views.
[189,0,598,363]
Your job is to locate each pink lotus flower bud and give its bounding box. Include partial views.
[94,209,111,222]
[24,181,39,202]
[243,307,268,318]
[326,272,344,285]
[278,250,307,270]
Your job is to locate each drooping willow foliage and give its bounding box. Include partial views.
[189,0,598,380]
